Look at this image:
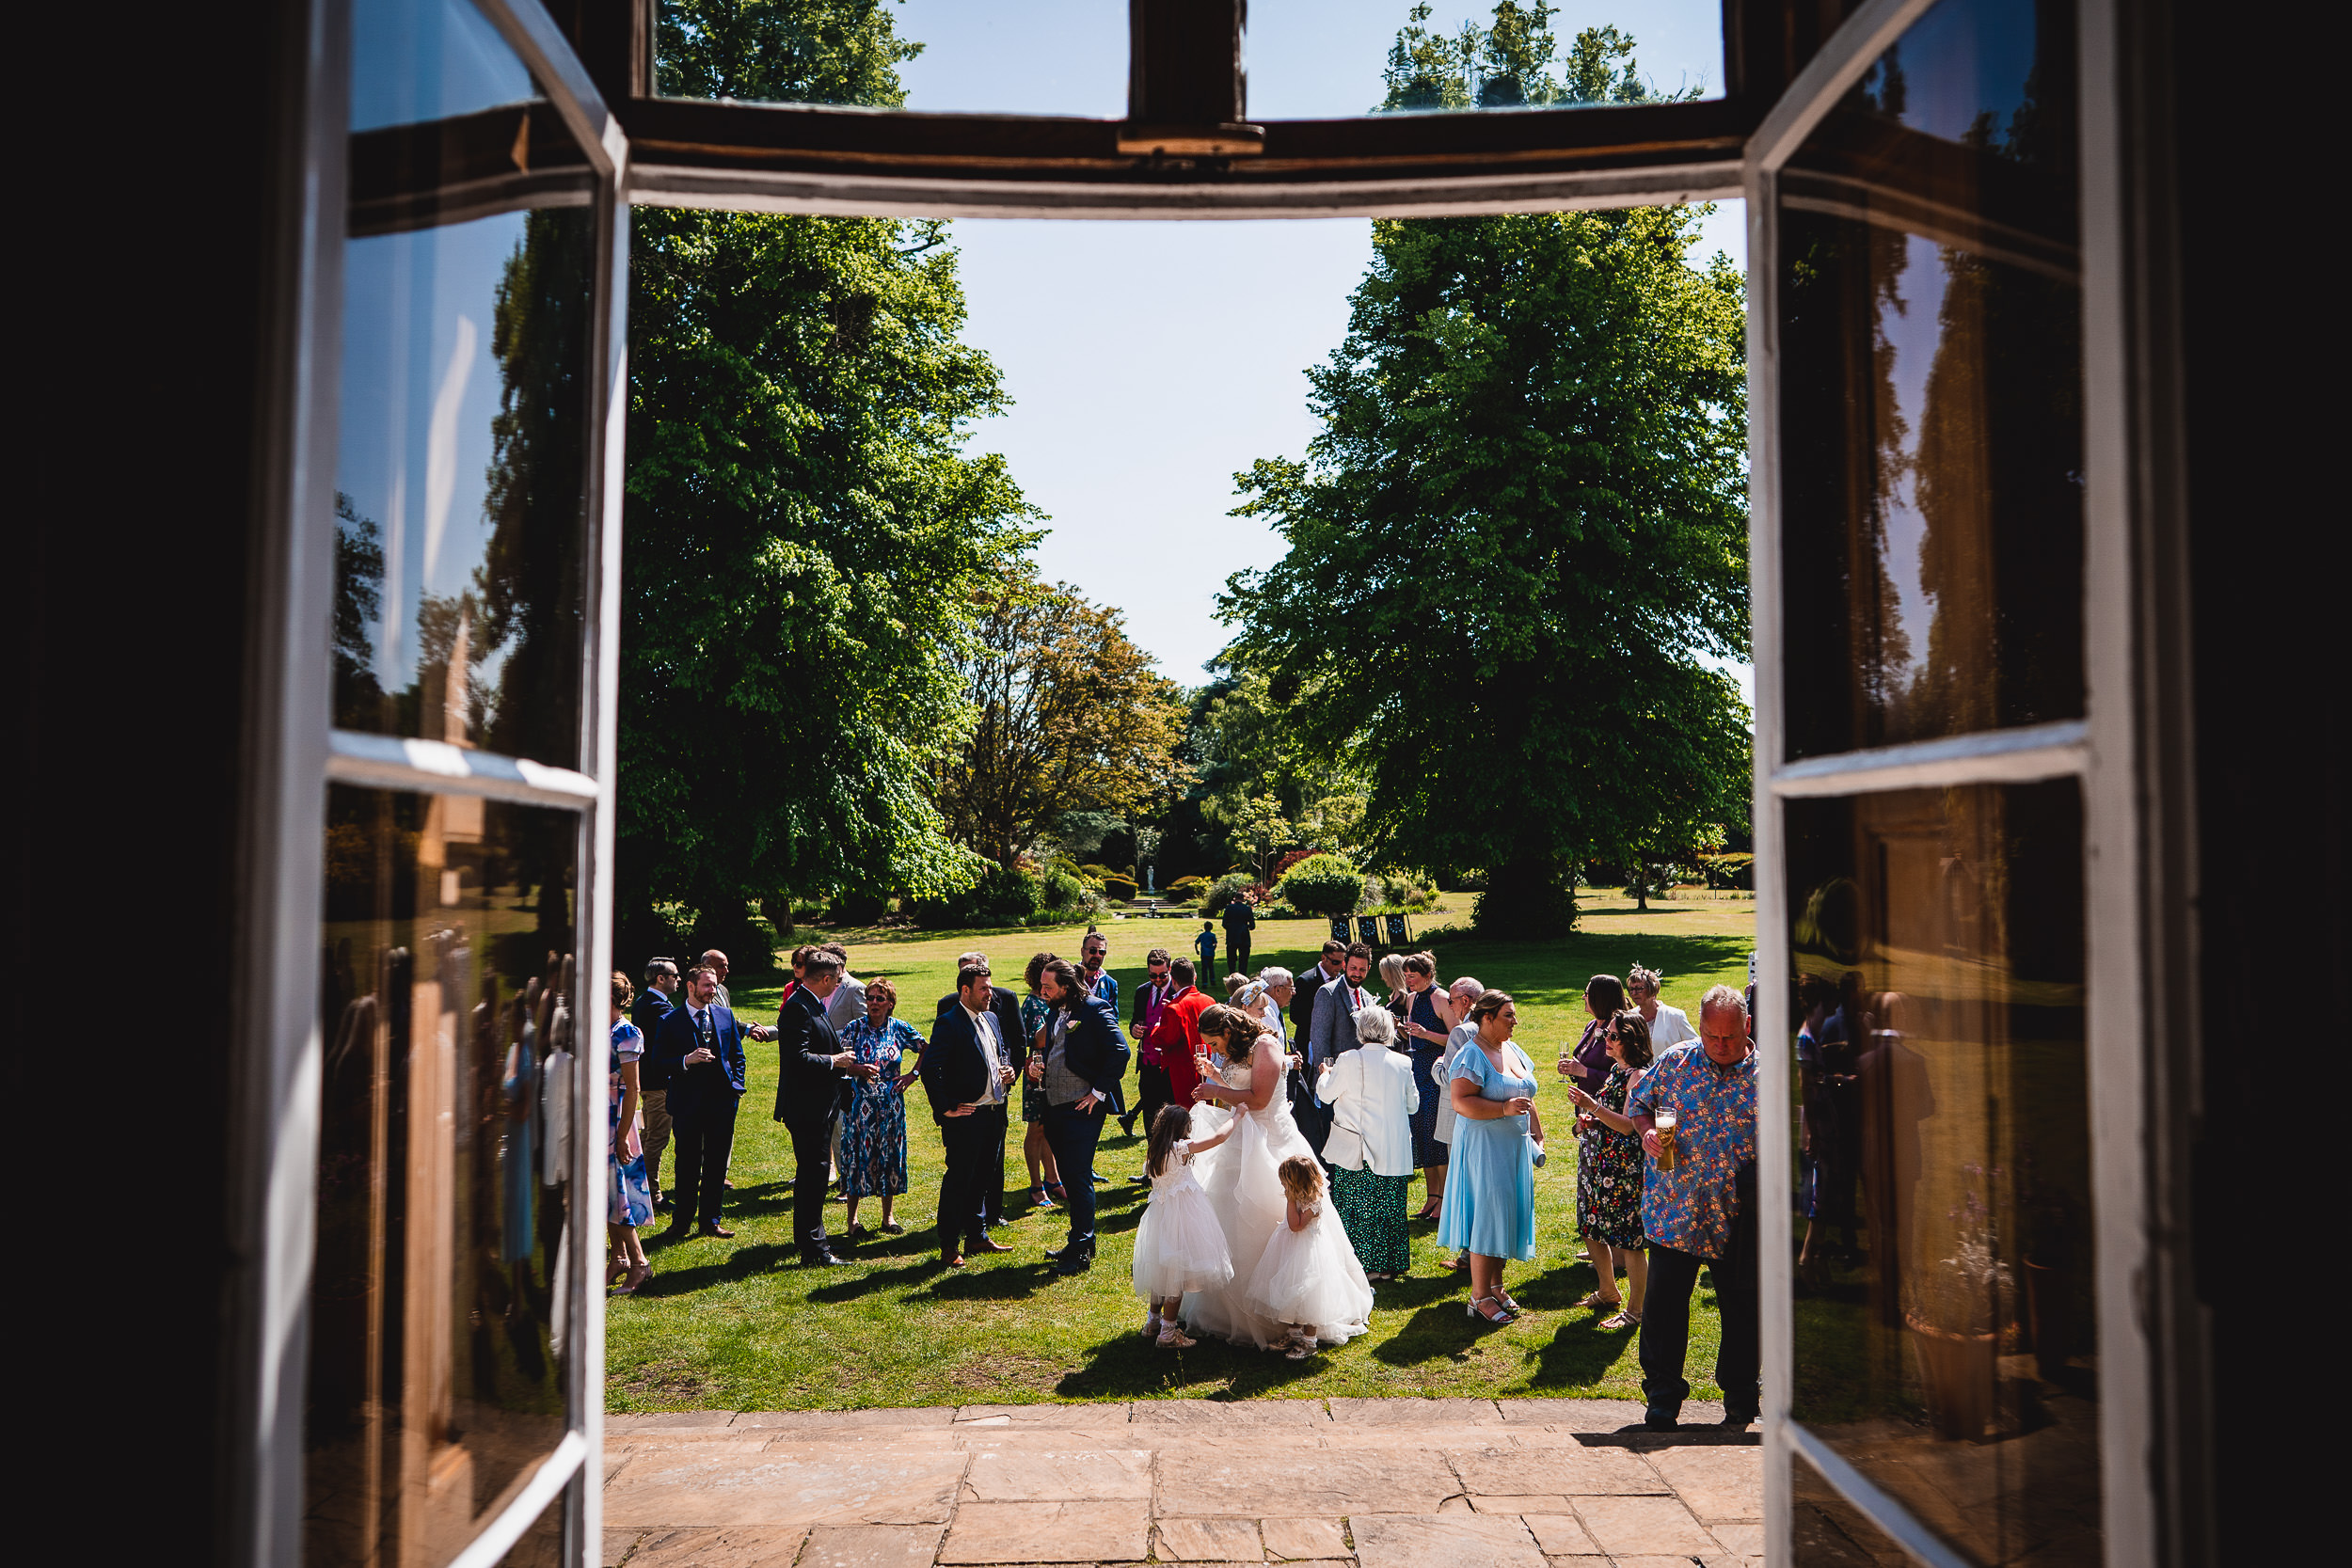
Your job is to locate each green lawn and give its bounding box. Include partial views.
[605,889,1755,1411]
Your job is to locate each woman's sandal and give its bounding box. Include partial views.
[1467,1294,1516,1324]
[1030,1185,1056,1209]
[1600,1308,1642,1330]
[1414,1198,1442,1220]
[1496,1289,1526,1313]
[1571,1291,1623,1311]
[612,1262,651,1296]
[1042,1180,1069,1203]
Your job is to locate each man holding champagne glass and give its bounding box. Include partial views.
[1626,984,1759,1433]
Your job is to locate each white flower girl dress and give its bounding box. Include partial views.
[1131,1139,1233,1300]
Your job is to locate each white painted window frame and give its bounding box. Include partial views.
[230,2,628,1564]
[1744,0,2160,1563]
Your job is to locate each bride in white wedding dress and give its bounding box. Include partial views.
[1181,1003,1375,1348]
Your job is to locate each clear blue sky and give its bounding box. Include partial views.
[891,2,1750,701]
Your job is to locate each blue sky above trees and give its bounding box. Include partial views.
[889,2,1750,698]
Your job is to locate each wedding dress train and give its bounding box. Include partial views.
[1181,1051,1375,1348]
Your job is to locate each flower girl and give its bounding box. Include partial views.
[1131,1103,1233,1348]
[1246,1155,1376,1358]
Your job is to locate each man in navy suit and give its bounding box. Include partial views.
[1029,958,1131,1275]
[922,962,1020,1267]
[773,948,862,1265]
[1301,942,1374,1158]
[653,964,750,1239]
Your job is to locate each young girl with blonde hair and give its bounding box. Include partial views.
[1244,1153,1375,1358]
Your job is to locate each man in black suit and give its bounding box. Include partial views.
[772,949,862,1265]
[921,962,1021,1267]
[651,965,750,1239]
[935,950,1023,1228]
[1291,940,1345,1045]
[1029,958,1131,1275]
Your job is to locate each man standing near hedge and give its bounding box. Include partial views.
[1220,891,1257,977]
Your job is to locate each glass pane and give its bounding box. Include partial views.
[338,0,596,769]
[1783,780,2100,1568]
[1250,0,1724,119]
[490,1488,565,1567]
[1791,1449,1915,1566]
[354,0,538,133]
[1777,0,2082,760]
[655,0,1126,115]
[305,785,581,1568]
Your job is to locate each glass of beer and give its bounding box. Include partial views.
[1654,1108,1678,1170]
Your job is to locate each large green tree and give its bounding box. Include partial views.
[618,2,1034,962]
[1221,9,1751,933]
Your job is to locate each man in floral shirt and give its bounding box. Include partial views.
[1629,984,1760,1432]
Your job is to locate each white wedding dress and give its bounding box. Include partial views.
[1181,1042,1375,1348]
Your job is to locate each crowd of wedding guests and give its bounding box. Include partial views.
[599,933,1760,1432]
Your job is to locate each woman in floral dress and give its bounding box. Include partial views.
[837,977,920,1238]
[1565,1010,1653,1329]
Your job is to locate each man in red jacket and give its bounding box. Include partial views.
[1148,958,1216,1117]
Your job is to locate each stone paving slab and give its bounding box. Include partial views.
[1130,1401,1332,1425]
[601,1402,1768,1565]
[1523,1513,1603,1555]
[954,1404,1138,1428]
[802,1525,951,1568]
[1643,1446,1764,1523]
[1351,1513,1547,1568]
[1446,1445,1672,1497]
[1259,1517,1349,1560]
[618,1525,809,1566]
[1154,1517,1267,1560]
[1325,1397,1504,1427]
[604,1447,968,1529]
[1570,1495,1722,1558]
[937,1500,1152,1563]
[962,1449,1154,1502]
[736,1408,959,1431]
[1158,1447,1458,1517]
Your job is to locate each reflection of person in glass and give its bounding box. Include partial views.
[1854,991,1934,1327]
[1627,985,1759,1431]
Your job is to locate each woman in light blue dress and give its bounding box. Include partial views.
[1437,990,1546,1325]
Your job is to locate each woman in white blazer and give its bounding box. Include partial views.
[1317,1006,1421,1279]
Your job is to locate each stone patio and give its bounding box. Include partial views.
[602,1399,1761,1568]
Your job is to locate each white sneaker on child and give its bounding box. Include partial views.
[1142,1311,1163,1340]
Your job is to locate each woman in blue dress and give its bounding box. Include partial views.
[837,977,920,1238]
[606,973,655,1295]
[1438,990,1546,1325]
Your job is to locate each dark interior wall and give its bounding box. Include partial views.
[2172,4,2336,1558]
[15,3,290,1560]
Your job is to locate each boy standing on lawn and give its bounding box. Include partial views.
[1195,920,1219,979]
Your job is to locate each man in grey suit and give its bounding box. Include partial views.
[1300,942,1374,1156]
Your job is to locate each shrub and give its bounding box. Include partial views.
[1166,875,1210,900]
[1274,853,1366,918]
[1199,871,1266,914]
[1271,847,1319,880]
[1102,873,1138,902]
[907,860,1041,928]
[1041,868,1087,911]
